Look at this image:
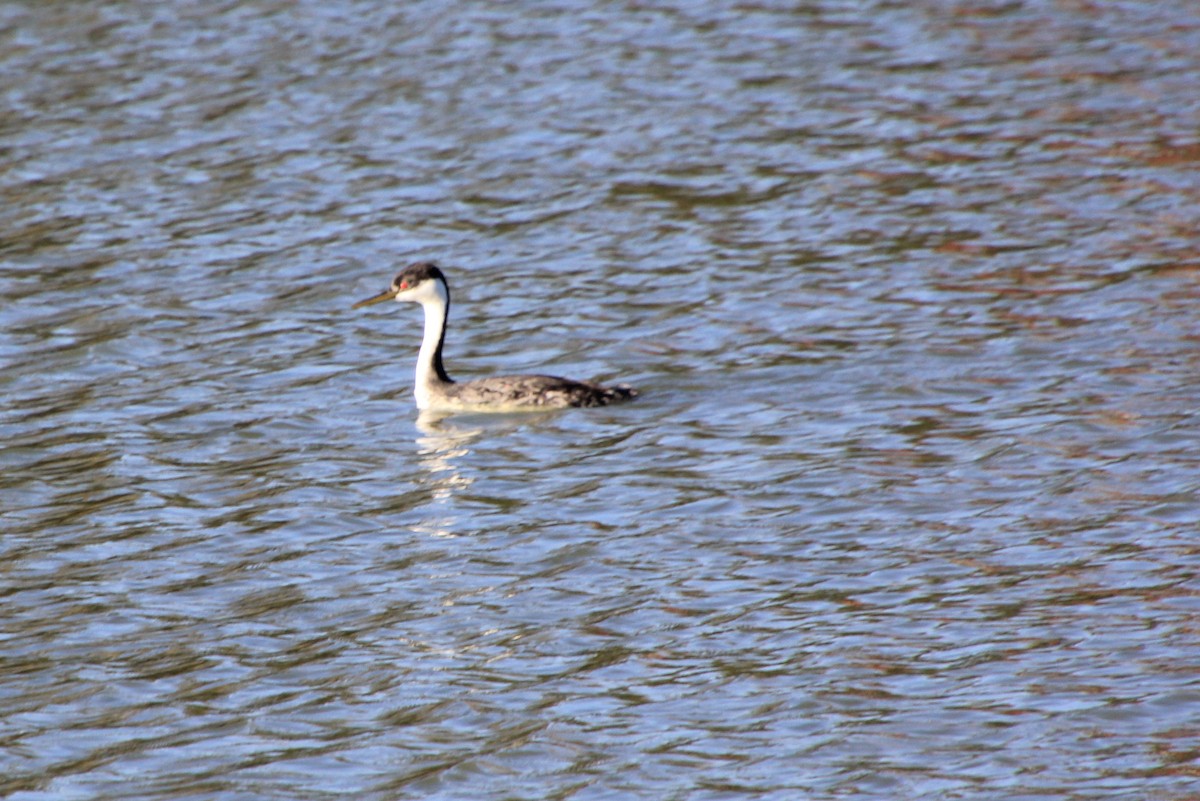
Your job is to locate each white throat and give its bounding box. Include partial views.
[409,278,451,410]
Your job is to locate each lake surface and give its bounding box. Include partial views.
[3,1,1200,798]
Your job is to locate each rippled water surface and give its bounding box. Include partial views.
[4,1,1200,798]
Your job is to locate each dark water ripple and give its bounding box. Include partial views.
[3,1,1200,799]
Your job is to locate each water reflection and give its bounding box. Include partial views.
[413,411,477,512]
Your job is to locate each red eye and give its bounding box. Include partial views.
[400,281,408,289]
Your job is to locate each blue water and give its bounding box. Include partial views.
[3,1,1200,798]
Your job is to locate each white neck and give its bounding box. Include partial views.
[412,279,452,410]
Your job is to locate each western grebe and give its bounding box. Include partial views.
[353,262,637,412]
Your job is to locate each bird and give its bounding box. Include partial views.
[352,262,637,413]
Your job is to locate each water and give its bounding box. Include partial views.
[3,1,1200,798]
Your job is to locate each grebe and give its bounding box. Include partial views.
[353,262,637,412]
